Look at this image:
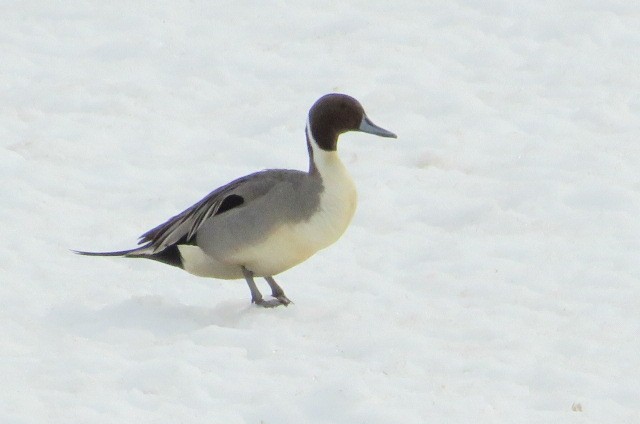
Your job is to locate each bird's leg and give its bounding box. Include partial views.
[264,276,292,306]
[241,267,286,308]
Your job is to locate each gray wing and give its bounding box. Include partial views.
[138,170,306,253]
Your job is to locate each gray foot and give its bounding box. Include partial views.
[264,276,292,306]
[253,297,289,308]
[242,267,292,308]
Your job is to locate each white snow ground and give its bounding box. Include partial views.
[2,1,640,423]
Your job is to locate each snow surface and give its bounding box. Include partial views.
[2,1,640,423]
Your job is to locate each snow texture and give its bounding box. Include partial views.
[2,1,640,423]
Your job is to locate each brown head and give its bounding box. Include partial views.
[307,93,397,152]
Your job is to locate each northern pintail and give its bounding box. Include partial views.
[77,93,397,307]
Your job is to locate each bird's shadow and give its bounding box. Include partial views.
[49,295,255,340]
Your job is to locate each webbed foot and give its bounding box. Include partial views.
[242,267,293,308]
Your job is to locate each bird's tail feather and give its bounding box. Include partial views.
[72,246,150,257]
[73,244,183,269]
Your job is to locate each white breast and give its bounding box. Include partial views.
[300,142,358,249]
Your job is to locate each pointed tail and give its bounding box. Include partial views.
[73,244,183,269]
[72,247,148,257]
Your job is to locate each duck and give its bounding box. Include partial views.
[76,93,397,307]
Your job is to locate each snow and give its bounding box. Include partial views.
[2,1,640,422]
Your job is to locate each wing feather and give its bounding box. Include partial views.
[136,170,297,253]
[138,175,252,252]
